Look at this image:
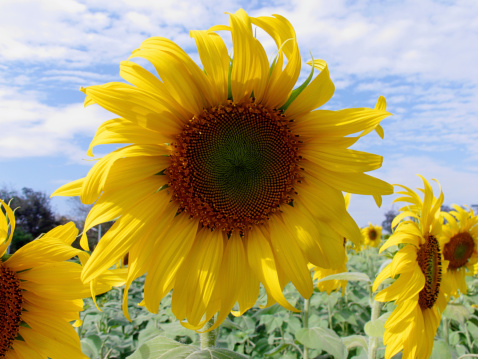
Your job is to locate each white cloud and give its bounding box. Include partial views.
[0,85,110,162]
[348,153,478,228]
[0,0,476,221]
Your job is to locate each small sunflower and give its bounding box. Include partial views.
[54,9,392,330]
[362,223,382,248]
[373,176,448,359]
[0,200,124,358]
[439,205,478,296]
[310,258,348,295]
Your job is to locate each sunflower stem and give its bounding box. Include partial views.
[199,317,218,350]
[443,316,449,344]
[368,298,383,359]
[327,296,333,330]
[303,297,310,359]
[464,321,473,350]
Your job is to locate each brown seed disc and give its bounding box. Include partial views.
[417,235,442,310]
[443,232,475,270]
[168,99,302,234]
[0,265,23,356]
[369,229,377,240]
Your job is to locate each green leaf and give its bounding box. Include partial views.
[444,303,472,325]
[287,315,302,334]
[187,348,249,358]
[364,319,386,338]
[342,335,369,352]
[259,314,285,333]
[137,327,164,347]
[317,272,371,283]
[449,331,461,346]
[296,327,347,359]
[430,340,452,359]
[127,336,197,359]
[80,335,102,359]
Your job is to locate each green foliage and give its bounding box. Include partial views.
[77,246,478,359]
[9,227,34,253]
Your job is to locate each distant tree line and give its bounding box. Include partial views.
[0,186,113,253]
[0,187,68,252]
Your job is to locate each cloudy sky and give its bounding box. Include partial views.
[1,0,477,227]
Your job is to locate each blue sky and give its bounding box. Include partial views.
[1,0,477,227]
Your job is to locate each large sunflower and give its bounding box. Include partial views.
[362,223,382,248]
[439,205,478,296]
[0,200,124,358]
[53,9,392,330]
[373,176,448,359]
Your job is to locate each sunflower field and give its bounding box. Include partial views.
[1,8,478,359]
[76,242,478,359]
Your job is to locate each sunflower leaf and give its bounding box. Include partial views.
[364,319,386,338]
[188,349,249,359]
[342,335,369,352]
[296,327,347,359]
[127,335,197,359]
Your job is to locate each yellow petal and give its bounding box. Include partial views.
[190,30,229,103]
[227,9,269,102]
[82,82,183,135]
[205,232,247,331]
[286,60,334,118]
[245,227,298,312]
[293,107,391,138]
[269,215,313,299]
[251,14,301,108]
[50,178,85,198]
[81,189,172,283]
[143,214,198,313]
[170,228,223,327]
[87,117,164,157]
[0,199,16,256]
[303,160,393,196]
[130,37,214,114]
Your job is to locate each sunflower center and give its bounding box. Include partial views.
[369,230,377,240]
[168,100,302,233]
[417,235,442,310]
[0,265,23,356]
[443,232,474,270]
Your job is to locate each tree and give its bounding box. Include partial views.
[382,209,398,234]
[0,187,64,252]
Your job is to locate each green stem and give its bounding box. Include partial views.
[443,316,449,345]
[327,297,333,330]
[368,298,383,359]
[303,297,310,359]
[464,322,473,350]
[199,317,218,350]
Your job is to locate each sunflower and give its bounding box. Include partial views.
[53,9,392,330]
[0,200,125,358]
[439,205,478,296]
[310,258,348,295]
[373,176,448,359]
[362,223,382,248]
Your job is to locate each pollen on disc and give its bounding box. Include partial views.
[168,99,302,234]
[0,265,23,356]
